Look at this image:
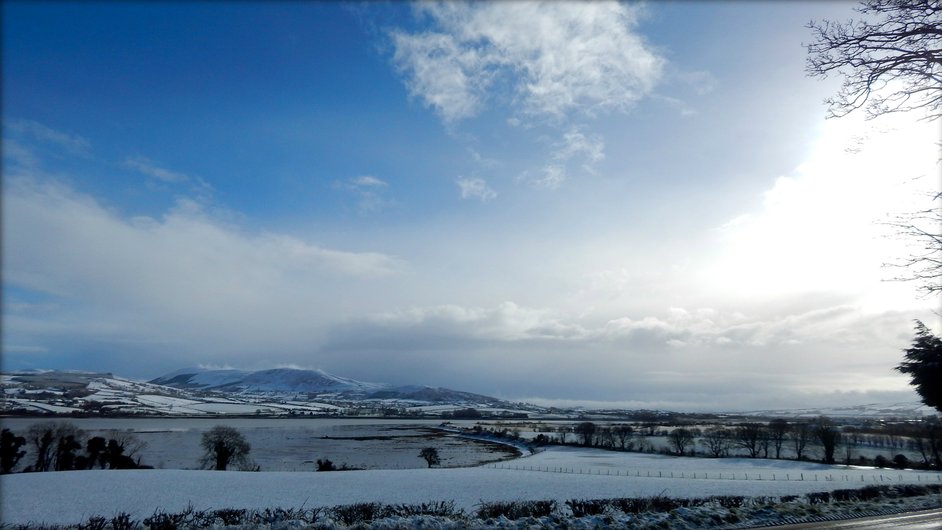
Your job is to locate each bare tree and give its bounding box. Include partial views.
[668,428,696,456]
[768,419,789,459]
[596,426,616,448]
[807,1,942,296]
[612,424,634,450]
[910,418,941,468]
[814,417,842,465]
[574,422,597,447]
[556,425,570,444]
[200,425,252,471]
[790,422,813,461]
[806,0,942,121]
[105,431,147,463]
[26,422,85,472]
[732,424,765,458]
[883,195,942,296]
[700,427,731,458]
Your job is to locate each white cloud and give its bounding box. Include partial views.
[525,164,567,190]
[123,156,190,183]
[3,176,405,364]
[367,301,586,342]
[349,175,388,188]
[5,120,92,156]
[705,112,940,308]
[455,177,496,201]
[319,298,924,407]
[336,175,393,213]
[391,1,664,123]
[553,129,605,165]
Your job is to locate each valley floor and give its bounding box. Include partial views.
[2,446,941,526]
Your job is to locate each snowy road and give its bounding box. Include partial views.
[770,508,942,529]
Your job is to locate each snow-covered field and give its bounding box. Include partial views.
[3,446,939,526]
[0,418,512,471]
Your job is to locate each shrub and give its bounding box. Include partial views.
[77,516,107,530]
[110,513,134,530]
[142,508,193,530]
[476,500,556,519]
[212,508,246,525]
[893,454,910,469]
[806,491,831,504]
[711,495,746,509]
[392,501,463,518]
[329,502,390,525]
[315,458,336,471]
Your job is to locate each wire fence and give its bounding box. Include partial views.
[482,462,942,483]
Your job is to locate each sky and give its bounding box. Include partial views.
[2,1,939,411]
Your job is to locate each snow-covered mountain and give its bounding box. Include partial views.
[368,385,503,405]
[1,368,528,416]
[148,367,507,406]
[150,367,385,395]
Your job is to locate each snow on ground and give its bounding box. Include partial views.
[3,446,940,526]
[4,399,82,414]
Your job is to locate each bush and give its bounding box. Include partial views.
[806,491,831,504]
[142,507,194,530]
[315,458,336,471]
[831,489,858,502]
[476,500,556,519]
[566,496,715,516]
[110,513,134,530]
[329,502,390,525]
[893,454,910,469]
[566,499,608,517]
[392,501,463,518]
[212,509,246,525]
[711,495,746,509]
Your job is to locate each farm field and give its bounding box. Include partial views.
[2,445,939,526]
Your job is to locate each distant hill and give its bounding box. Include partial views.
[150,367,386,395]
[151,366,510,406]
[2,368,529,416]
[738,401,934,419]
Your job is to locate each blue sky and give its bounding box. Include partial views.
[3,1,939,411]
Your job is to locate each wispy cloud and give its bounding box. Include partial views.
[456,177,496,201]
[5,120,92,157]
[391,2,655,193]
[521,164,567,190]
[123,156,190,183]
[335,175,393,213]
[553,129,605,166]
[391,1,664,124]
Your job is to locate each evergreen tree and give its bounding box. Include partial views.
[896,320,942,412]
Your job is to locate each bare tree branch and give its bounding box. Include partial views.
[806,0,942,121]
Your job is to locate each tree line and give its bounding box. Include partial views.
[1,422,149,473]
[514,415,941,469]
[2,422,446,473]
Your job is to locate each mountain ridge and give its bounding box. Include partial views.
[149,366,505,405]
